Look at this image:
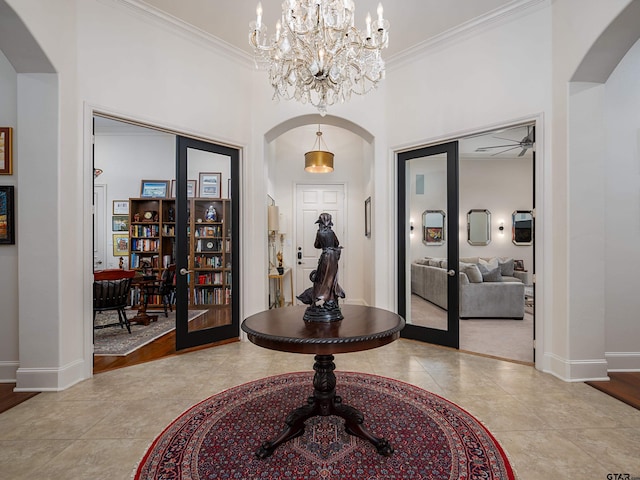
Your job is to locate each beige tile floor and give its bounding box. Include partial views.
[1,339,639,480]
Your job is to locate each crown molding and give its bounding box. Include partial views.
[107,0,254,68]
[387,0,548,70]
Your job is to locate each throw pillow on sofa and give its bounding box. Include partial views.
[477,262,502,282]
[460,262,483,283]
[498,257,515,276]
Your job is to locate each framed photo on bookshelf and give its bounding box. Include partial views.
[0,127,13,175]
[0,185,15,244]
[140,180,169,198]
[113,234,129,256]
[112,215,129,231]
[199,172,221,198]
[171,179,197,198]
[112,200,129,215]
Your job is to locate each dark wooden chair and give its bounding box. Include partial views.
[144,264,176,317]
[93,269,136,334]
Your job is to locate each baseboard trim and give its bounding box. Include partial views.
[14,358,87,392]
[605,351,640,371]
[0,361,20,383]
[543,352,609,381]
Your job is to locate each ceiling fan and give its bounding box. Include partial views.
[475,126,534,157]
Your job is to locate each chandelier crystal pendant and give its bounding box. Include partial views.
[249,0,389,115]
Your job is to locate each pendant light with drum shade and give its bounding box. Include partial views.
[305,125,334,173]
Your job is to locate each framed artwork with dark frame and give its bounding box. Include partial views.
[113,234,129,256]
[171,179,197,198]
[0,128,13,175]
[0,185,15,244]
[364,196,371,238]
[112,215,129,231]
[199,172,222,198]
[140,180,169,198]
[514,259,525,271]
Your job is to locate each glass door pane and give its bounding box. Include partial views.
[175,136,239,350]
[398,142,459,348]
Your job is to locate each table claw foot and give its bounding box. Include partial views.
[256,441,275,459]
[373,438,394,456]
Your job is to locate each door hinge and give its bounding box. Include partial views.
[532,274,536,284]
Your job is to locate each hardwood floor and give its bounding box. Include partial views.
[586,372,640,411]
[93,328,238,374]
[0,383,38,415]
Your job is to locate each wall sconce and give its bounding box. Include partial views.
[498,221,505,234]
[410,220,415,235]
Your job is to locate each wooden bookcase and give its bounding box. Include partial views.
[128,197,231,312]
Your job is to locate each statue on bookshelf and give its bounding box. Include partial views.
[297,212,345,322]
[205,205,217,222]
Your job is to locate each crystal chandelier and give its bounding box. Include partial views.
[249,0,389,115]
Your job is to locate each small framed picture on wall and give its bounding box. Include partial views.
[199,172,221,198]
[112,215,129,231]
[113,234,129,256]
[0,127,13,175]
[0,185,15,244]
[113,200,129,215]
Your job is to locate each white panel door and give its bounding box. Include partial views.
[295,184,345,301]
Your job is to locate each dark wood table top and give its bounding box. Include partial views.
[241,305,405,355]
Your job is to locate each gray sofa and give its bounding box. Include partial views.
[411,256,526,319]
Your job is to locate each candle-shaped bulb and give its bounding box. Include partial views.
[377,3,383,23]
[366,12,371,37]
[319,48,324,69]
[256,2,263,27]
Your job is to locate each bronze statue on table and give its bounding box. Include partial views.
[297,212,345,322]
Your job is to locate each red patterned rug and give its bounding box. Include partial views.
[135,372,515,479]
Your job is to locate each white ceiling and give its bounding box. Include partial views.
[141,0,522,60]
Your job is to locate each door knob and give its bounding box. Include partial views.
[447,269,456,277]
[179,268,192,276]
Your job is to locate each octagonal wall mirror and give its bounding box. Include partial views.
[422,210,446,245]
[467,209,491,245]
[512,210,533,245]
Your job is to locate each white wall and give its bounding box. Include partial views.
[603,38,640,370]
[0,49,18,382]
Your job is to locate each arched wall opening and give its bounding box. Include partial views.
[0,0,65,389]
[566,0,640,374]
[263,115,376,308]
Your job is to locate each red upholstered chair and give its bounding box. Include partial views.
[93,269,136,334]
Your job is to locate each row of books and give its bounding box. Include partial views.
[194,255,223,268]
[130,253,159,268]
[131,225,159,237]
[192,287,231,305]
[162,225,175,236]
[131,238,160,252]
[195,271,230,285]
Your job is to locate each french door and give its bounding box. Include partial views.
[398,142,459,348]
[175,136,240,350]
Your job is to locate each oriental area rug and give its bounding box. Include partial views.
[135,372,515,480]
[93,309,202,356]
